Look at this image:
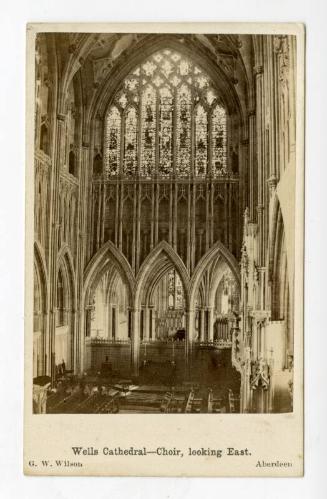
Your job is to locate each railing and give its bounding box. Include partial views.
[196,339,232,349]
[85,337,231,348]
[93,172,240,184]
[85,337,131,345]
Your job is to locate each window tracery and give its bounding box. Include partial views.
[103,49,228,177]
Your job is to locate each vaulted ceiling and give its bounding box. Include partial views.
[38,32,256,133]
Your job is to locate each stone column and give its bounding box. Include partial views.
[107,304,112,340]
[132,183,137,273]
[186,184,191,273]
[241,352,253,413]
[207,307,214,342]
[185,308,195,367]
[75,141,90,375]
[150,306,156,340]
[173,183,178,252]
[113,306,119,340]
[255,63,265,265]
[131,308,140,377]
[199,308,205,342]
[135,183,141,272]
[248,110,256,221]
[144,307,150,341]
[47,113,66,383]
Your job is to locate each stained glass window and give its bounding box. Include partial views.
[104,106,121,175]
[102,49,228,177]
[176,85,191,176]
[159,86,173,176]
[123,107,137,175]
[212,104,227,176]
[141,86,156,176]
[195,105,208,176]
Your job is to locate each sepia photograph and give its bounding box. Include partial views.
[32,30,298,417]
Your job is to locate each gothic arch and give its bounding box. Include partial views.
[54,245,77,372]
[83,240,135,307]
[57,34,97,115]
[189,240,240,308]
[207,257,239,310]
[89,35,246,131]
[135,241,190,309]
[269,194,285,275]
[33,242,48,376]
[146,261,180,307]
[56,244,76,308]
[269,197,289,321]
[34,241,48,299]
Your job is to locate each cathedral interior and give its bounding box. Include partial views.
[33,32,296,414]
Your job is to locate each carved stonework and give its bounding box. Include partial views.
[274,35,290,84]
[253,65,263,76]
[241,242,249,276]
[253,263,259,285]
[217,53,238,84]
[250,358,270,390]
[93,57,114,85]
[267,174,278,195]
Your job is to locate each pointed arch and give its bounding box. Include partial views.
[92,36,245,127]
[268,196,289,321]
[269,193,284,276]
[34,241,48,295]
[34,242,48,322]
[33,243,48,376]
[135,241,190,308]
[190,240,240,307]
[57,244,76,311]
[83,240,135,307]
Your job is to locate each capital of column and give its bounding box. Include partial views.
[267,175,278,194]
[57,113,66,122]
[253,64,263,76]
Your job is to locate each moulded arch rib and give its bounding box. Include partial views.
[135,241,190,309]
[34,241,48,312]
[57,244,77,310]
[83,240,136,306]
[189,240,240,306]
